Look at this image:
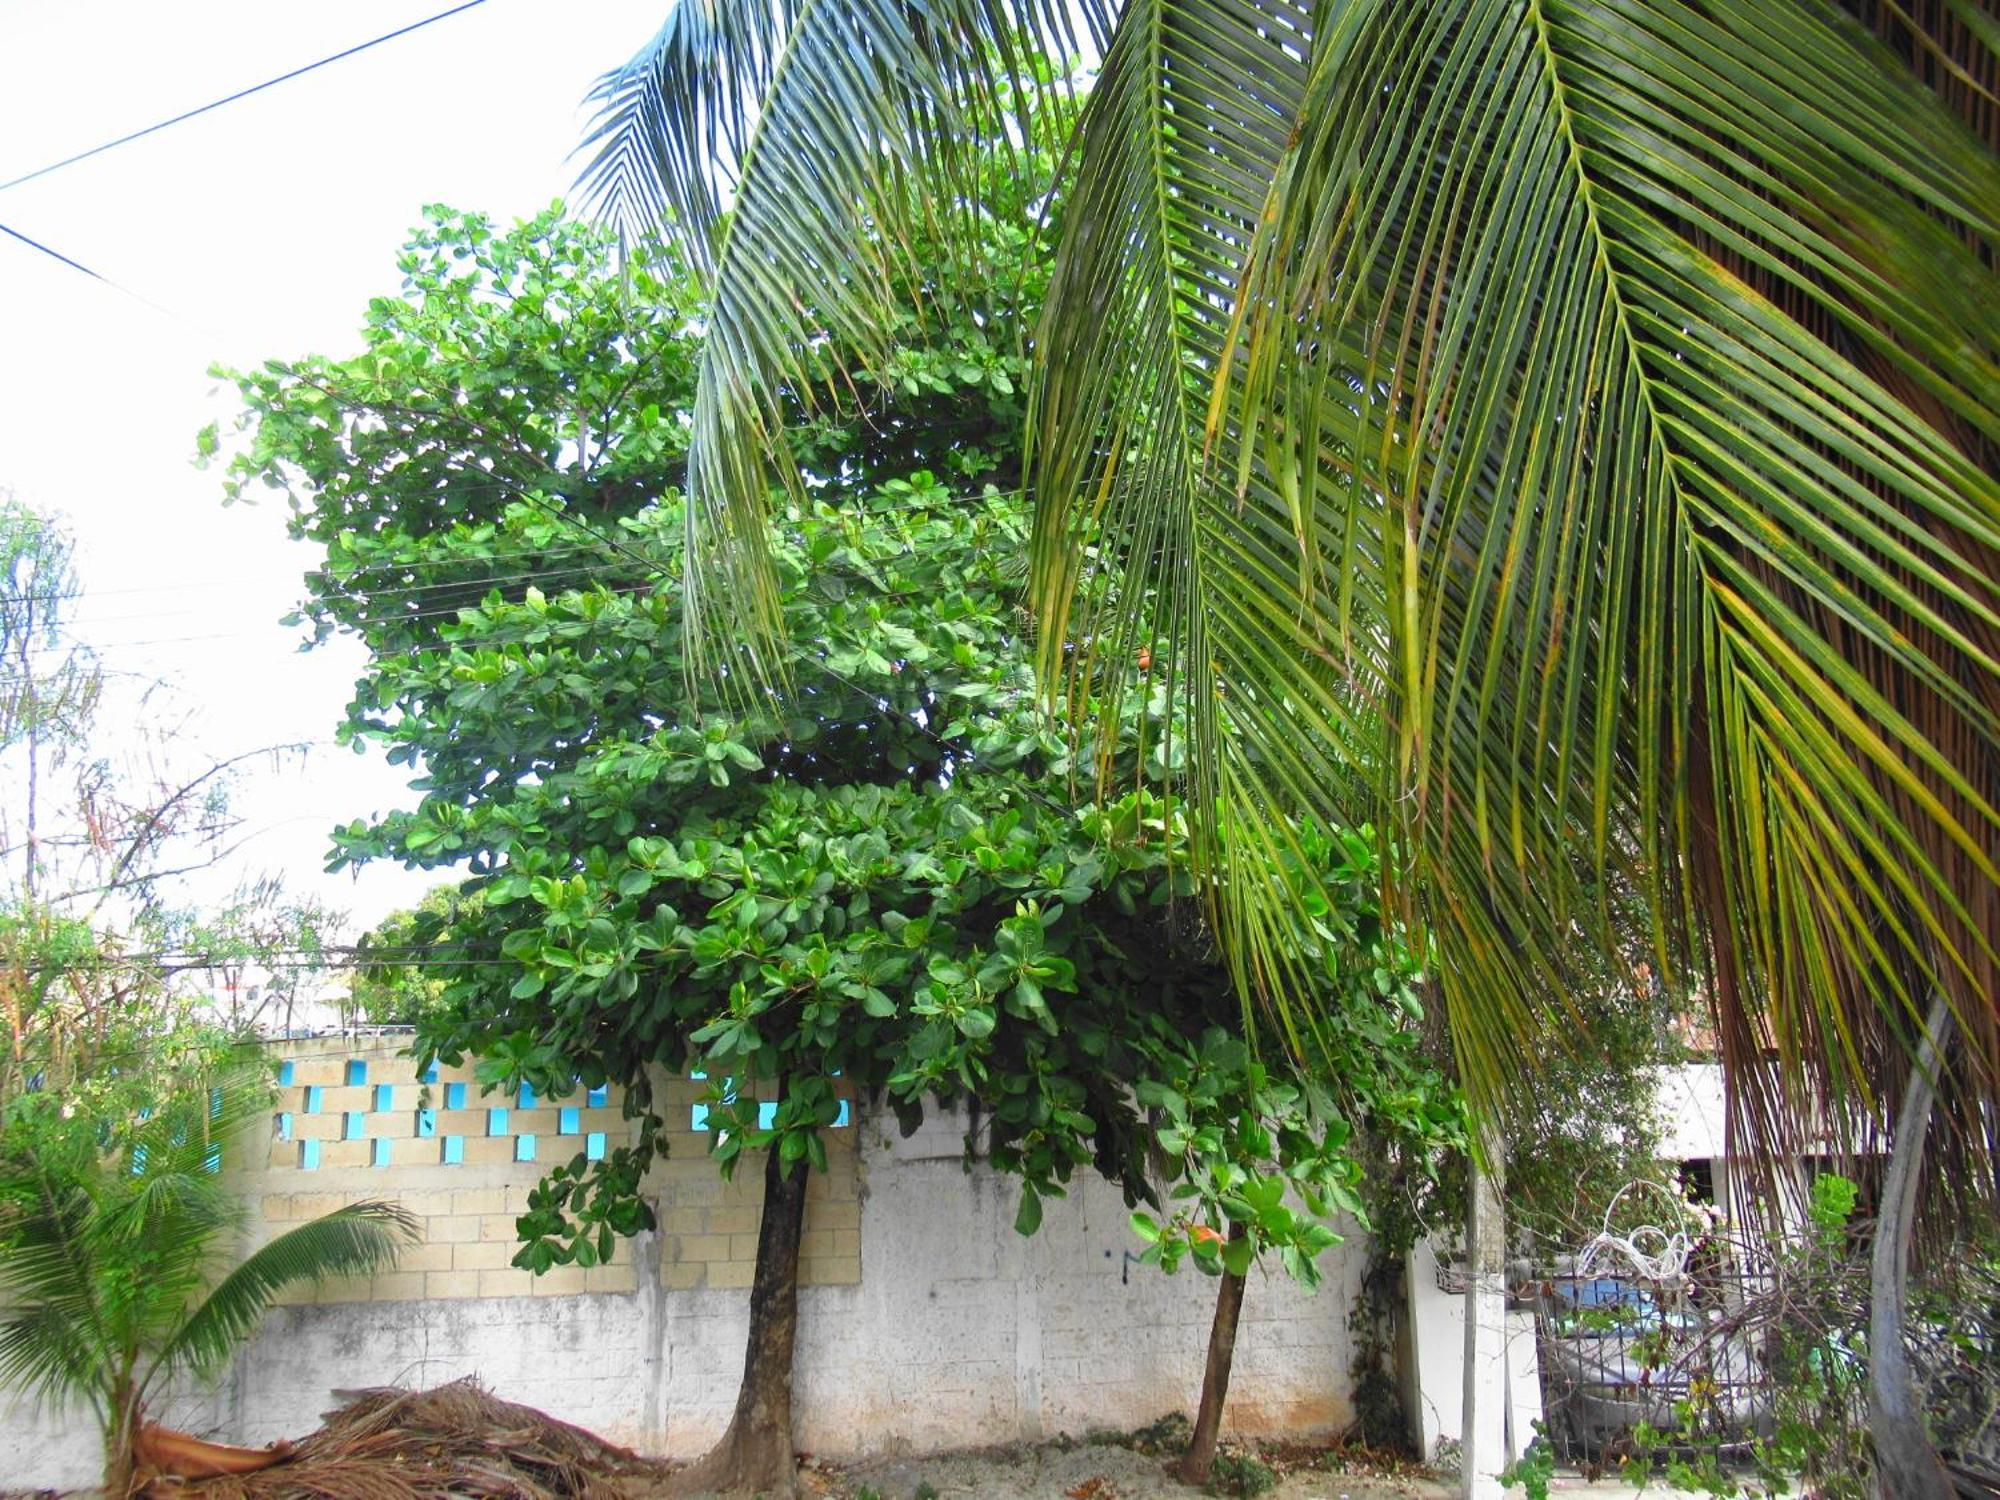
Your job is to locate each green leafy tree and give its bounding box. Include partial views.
[583,6,1999,1488]
[0,1058,414,1496]
[216,202,1451,1496]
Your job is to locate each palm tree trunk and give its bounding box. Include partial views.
[1176,1222,1249,1487]
[104,1374,139,1499]
[1868,994,1953,1500]
[665,1145,809,1497]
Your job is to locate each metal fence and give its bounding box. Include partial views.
[1525,1269,1779,1468]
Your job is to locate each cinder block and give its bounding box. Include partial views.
[451,1188,507,1216]
[477,1269,533,1299]
[400,1242,455,1273]
[808,1199,859,1231]
[529,1266,589,1296]
[291,1114,343,1141]
[430,1215,482,1244]
[662,1262,705,1290]
[461,1137,515,1166]
[315,1276,370,1304]
[288,1191,351,1218]
[707,1206,760,1235]
[365,1112,416,1139]
[658,1206,708,1234]
[830,1228,860,1257]
[673,1234,731,1264]
[798,1230,832,1260]
[320,1086,372,1114]
[317,1141,369,1170]
[585,1264,636,1295]
[370,1272,426,1302]
[288,1057,347,1087]
[435,1109,488,1137]
[452,1241,516,1272]
[706,1260,755,1290]
[728,1233,762,1260]
[479,1214,521,1242]
[260,1195,293,1222]
[425,1271,479,1300]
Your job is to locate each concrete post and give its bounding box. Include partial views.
[1460,1133,1507,1500]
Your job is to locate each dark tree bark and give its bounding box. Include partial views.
[1176,1222,1249,1487]
[666,1146,810,1498]
[1869,994,1954,1500]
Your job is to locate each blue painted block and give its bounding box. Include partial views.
[587,1083,609,1107]
[344,1112,365,1142]
[417,1109,437,1139]
[372,1138,392,1168]
[758,1100,779,1129]
[691,1103,710,1132]
[345,1059,367,1087]
[442,1135,465,1165]
[374,1084,395,1112]
[445,1082,467,1109]
[487,1107,509,1136]
[833,1099,851,1127]
[517,1081,538,1109]
[586,1132,607,1161]
[277,1060,295,1086]
[559,1107,580,1135]
[421,1059,440,1084]
[514,1134,537,1163]
[277,1113,293,1142]
[300,1139,321,1170]
[304,1085,324,1114]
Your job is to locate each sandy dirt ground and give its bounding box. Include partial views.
[821,1443,1449,1500]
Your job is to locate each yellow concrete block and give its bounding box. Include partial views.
[451,1188,507,1216]
[510,1108,560,1135]
[707,1206,761,1235]
[673,1234,731,1264]
[658,1206,709,1234]
[401,1242,456,1273]
[798,1230,832,1260]
[729,1234,762,1260]
[288,1191,351,1218]
[431,1215,483,1244]
[371,1272,427,1302]
[315,1277,370,1305]
[529,1266,590,1296]
[809,1200,860,1231]
[436,1109,490,1137]
[461,1137,515,1166]
[321,1086,373,1114]
[292,1114,343,1141]
[662,1262,705,1290]
[480,1214,521,1242]
[288,1058,347,1087]
[830,1228,860,1258]
[366,1113,416,1139]
[477,1269,533,1299]
[425,1271,479,1300]
[260,1195,293,1222]
[578,1107,627,1134]
[453,1241,516,1271]
[706,1260,755,1290]
[585,1263,636,1294]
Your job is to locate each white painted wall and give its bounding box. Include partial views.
[5,1104,1364,1487]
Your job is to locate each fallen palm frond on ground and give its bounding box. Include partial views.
[159,1379,678,1500]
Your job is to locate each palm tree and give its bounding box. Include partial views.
[580,3,1998,1492]
[0,1061,415,1495]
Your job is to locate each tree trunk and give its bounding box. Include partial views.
[1176,1222,1249,1487]
[1868,994,1954,1500]
[666,1146,810,1497]
[104,1377,138,1499]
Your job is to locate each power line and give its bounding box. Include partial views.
[0,1,492,196]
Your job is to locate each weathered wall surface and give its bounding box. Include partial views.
[6,1037,1362,1487]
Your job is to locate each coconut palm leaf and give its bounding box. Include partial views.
[151,1201,417,1385]
[578,0,1104,692]
[1214,0,2000,1137]
[0,1167,110,1415]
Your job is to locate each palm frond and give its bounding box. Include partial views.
[151,1201,417,1384]
[578,0,1105,691]
[0,1166,110,1414]
[1221,0,2000,1139]
[1024,0,1392,1035]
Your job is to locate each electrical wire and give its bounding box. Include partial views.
[0,1,491,195]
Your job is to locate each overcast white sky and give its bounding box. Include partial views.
[0,0,671,934]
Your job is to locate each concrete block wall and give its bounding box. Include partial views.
[6,1039,1361,1487]
[258,1037,860,1301]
